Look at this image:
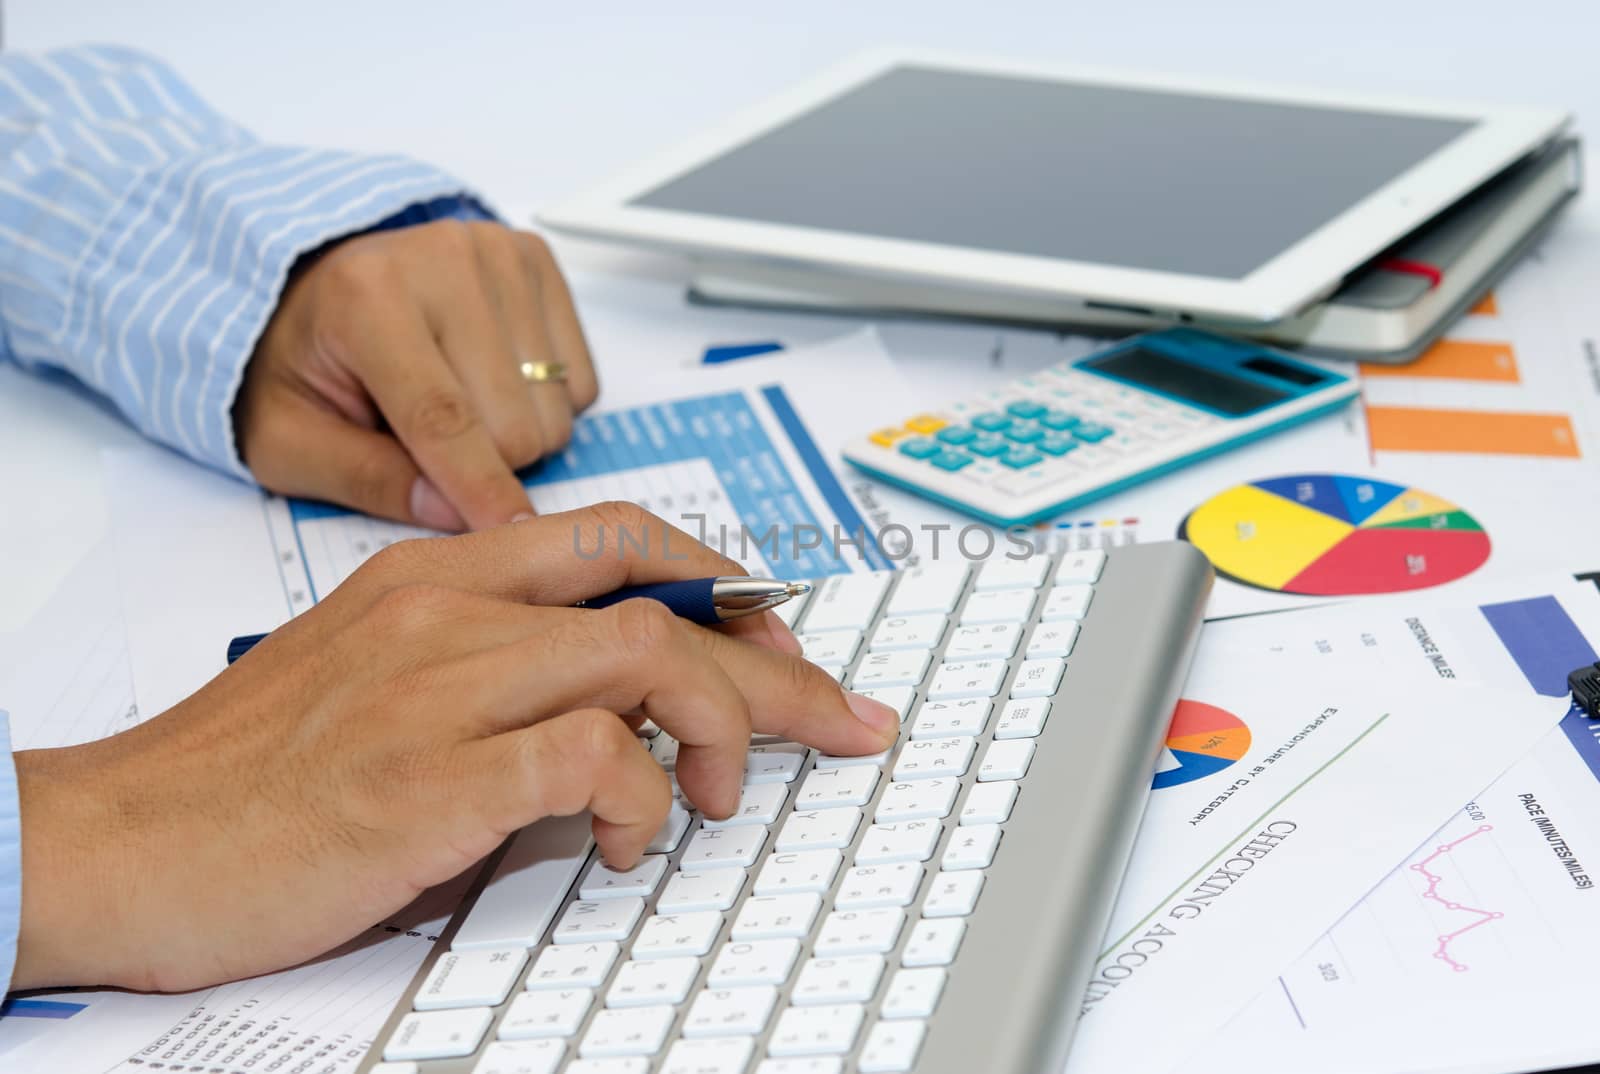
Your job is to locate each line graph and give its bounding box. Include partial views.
[1409,824,1503,971]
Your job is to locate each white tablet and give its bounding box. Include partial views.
[541,50,1569,325]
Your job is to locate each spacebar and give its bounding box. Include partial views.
[450,813,594,951]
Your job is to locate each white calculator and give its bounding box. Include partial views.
[843,329,1359,526]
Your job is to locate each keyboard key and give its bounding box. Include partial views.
[731,893,823,940]
[1005,398,1047,419]
[792,955,885,1005]
[1009,658,1064,699]
[1024,621,1080,659]
[994,698,1050,739]
[795,766,880,808]
[942,824,1002,871]
[526,942,619,990]
[658,867,746,913]
[926,659,1007,700]
[473,1040,565,1074]
[935,425,976,445]
[815,907,904,956]
[944,623,1022,660]
[700,783,788,829]
[631,911,723,958]
[813,746,893,771]
[1000,448,1043,468]
[881,967,947,1018]
[578,855,668,900]
[451,813,591,951]
[373,1065,421,1074]
[834,863,923,909]
[568,1059,649,1074]
[875,778,960,822]
[662,1037,757,1074]
[682,825,766,868]
[606,957,700,1008]
[1037,435,1079,457]
[497,988,593,1039]
[645,802,693,853]
[897,438,940,459]
[755,849,844,895]
[801,574,891,632]
[910,697,991,739]
[579,1006,676,1057]
[968,436,1008,457]
[904,413,946,434]
[960,781,1019,825]
[855,686,916,722]
[746,742,809,785]
[869,614,947,651]
[553,898,646,944]
[970,412,1010,432]
[415,947,528,1010]
[923,871,984,918]
[1056,549,1106,583]
[708,938,802,986]
[384,1008,494,1061]
[980,739,1037,781]
[1042,584,1094,621]
[650,734,680,770]
[756,1060,844,1074]
[931,450,973,471]
[796,630,861,668]
[1003,425,1043,445]
[1039,409,1081,431]
[855,820,943,864]
[892,737,976,780]
[775,808,861,851]
[1073,422,1113,442]
[849,649,932,689]
[682,985,779,1037]
[902,919,967,967]
[768,1003,866,1056]
[773,589,810,628]
[885,565,968,616]
[858,1019,928,1072]
[958,589,1036,626]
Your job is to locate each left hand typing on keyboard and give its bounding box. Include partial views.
[8,502,898,994]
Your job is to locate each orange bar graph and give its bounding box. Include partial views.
[1469,292,1499,316]
[1367,405,1581,458]
[1361,339,1520,383]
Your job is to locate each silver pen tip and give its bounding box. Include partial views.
[786,582,813,597]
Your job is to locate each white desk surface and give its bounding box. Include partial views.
[4,0,1599,629]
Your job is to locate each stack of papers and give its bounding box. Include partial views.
[5,204,1600,1074]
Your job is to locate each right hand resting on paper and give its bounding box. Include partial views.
[9,503,898,992]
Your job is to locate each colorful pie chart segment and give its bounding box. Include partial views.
[1179,474,1491,595]
[1153,700,1251,790]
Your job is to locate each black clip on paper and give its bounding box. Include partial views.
[1569,662,1600,719]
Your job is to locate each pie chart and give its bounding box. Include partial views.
[1154,700,1251,790]
[1178,474,1491,595]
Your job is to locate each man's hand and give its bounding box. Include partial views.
[10,504,897,993]
[235,221,598,532]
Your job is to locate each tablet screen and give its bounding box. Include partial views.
[630,66,1476,280]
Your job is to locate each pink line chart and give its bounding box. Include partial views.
[1409,824,1503,972]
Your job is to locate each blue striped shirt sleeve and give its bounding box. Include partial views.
[0,45,492,479]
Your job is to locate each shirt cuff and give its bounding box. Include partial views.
[0,712,20,992]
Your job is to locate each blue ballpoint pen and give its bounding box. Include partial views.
[225,575,810,664]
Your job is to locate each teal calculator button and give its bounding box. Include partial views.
[972,412,1012,432]
[1000,448,1044,469]
[1073,423,1113,443]
[936,425,977,445]
[1038,436,1079,456]
[969,437,1009,458]
[1005,425,1044,444]
[1005,399,1047,420]
[898,438,942,458]
[1040,410,1081,431]
[931,450,974,471]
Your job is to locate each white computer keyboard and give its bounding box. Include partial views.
[364,543,1213,1074]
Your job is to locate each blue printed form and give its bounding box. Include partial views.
[265,385,886,614]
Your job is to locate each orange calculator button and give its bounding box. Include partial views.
[869,426,911,447]
[904,414,947,434]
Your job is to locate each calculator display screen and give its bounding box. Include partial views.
[1083,347,1288,416]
